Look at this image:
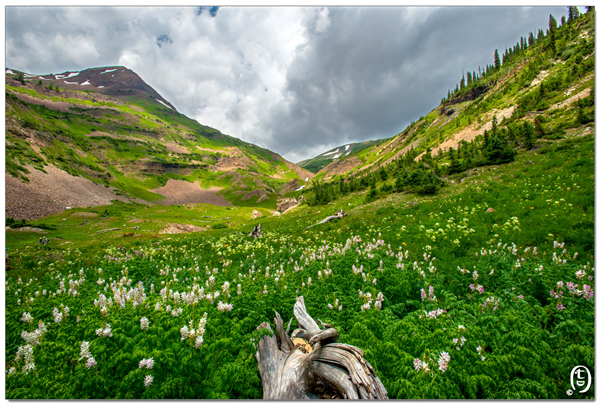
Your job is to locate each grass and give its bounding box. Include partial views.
[5,130,594,399]
[6,85,308,203]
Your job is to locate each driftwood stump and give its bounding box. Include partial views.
[249,223,263,239]
[255,296,388,399]
[306,209,347,229]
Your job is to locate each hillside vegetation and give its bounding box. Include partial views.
[5,67,311,216]
[4,8,595,400]
[303,9,594,205]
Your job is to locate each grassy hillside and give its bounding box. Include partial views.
[5,70,309,212]
[4,9,594,400]
[5,131,594,398]
[306,10,594,188]
[297,139,385,173]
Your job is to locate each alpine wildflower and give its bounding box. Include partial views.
[438,352,451,373]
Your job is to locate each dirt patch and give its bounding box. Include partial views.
[86,131,139,141]
[128,218,145,223]
[277,197,299,212]
[214,147,252,171]
[9,92,72,112]
[151,179,231,206]
[6,226,47,233]
[6,164,137,220]
[159,223,207,234]
[381,138,423,167]
[424,105,517,158]
[550,88,591,111]
[165,143,190,154]
[530,70,550,87]
[242,189,269,203]
[9,91,118,113]
[284,160,314,181]
[70,212,100,218]
[320,156,361,179]
[279,179,301,195]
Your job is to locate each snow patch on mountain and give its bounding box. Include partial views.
[101,69,117,74]
[81,80,90,86]
[156,99,172,109]
[323,149,339,156]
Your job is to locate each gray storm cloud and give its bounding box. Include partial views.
[6,6,569,163]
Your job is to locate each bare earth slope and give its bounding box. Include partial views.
[150,179,231,206]
[5,165,140,220]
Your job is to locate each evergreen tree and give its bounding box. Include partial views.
[534,116,545,136]
[568,6,579,22]
[378,166,388,181]
[548,14,558,54]
[491,115,498,137]
[529,32,535,46]
[485,132,515,165]
[561,15,566,26]
[507,124,517,146]
[494,49,501,69]
[448,147,464,175]
[522,121,535,150]
[538,28,545,39]
[483,129,490,151]
[577,98,590,124]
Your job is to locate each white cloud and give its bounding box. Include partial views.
[6,6,571,162]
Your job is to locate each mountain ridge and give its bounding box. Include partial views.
[301,9,594,189]
[5,65,313,220]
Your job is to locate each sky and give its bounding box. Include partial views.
[5,6,574,163]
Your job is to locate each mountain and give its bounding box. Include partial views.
[297,139,385,174]
[5,66,313,220]
[16,66,178,110]
[303,10,595,189]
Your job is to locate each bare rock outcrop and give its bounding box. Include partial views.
[277,197,299,213]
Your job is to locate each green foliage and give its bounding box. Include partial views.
[395,164,444,195]
[4,133,595,399]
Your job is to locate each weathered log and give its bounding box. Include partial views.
[255,296,388,399]
[91,228,121,236]
[306,209,347,229]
